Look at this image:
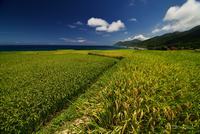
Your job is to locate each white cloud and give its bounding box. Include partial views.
[123,34,149,41]
[152,25,171,34]
[60,37,95,45]
[152,0,200,34]
[129,18,137,22]
[77,39,86,43]
[107,20,125,32]
[96,26,108,31]
[60,37,86,43]
[87,18,125,33]
[87,18,108,27]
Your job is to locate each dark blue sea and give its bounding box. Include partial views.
[0,45,123,51]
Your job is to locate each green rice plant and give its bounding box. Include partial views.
[0,51,118,133]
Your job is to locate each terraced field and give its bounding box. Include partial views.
[0,51,118,133]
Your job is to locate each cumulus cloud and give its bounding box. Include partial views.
[107,20,125,32]
[87,18,108,27]
[87,18,125,32]
[152,0,200,34]
[152,25,172,33]
[123,34,149,41]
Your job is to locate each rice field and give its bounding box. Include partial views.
[1,50,200,133]
[57,50,200,133]
[0,51,118,133]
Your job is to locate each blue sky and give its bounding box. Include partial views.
[0,0,199,45]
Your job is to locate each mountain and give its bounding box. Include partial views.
[115,25,200,50]
[115,39,142,47]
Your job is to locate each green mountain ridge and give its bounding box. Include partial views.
[115,25,200,50]
[115,39,142,47]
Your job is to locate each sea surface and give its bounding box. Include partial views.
[0,45,123,51]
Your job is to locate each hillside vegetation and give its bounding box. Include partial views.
[115,26,200,50]
[115,39,141,47]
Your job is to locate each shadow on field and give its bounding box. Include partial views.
[88,52,124,60]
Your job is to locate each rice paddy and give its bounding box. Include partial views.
[0,51,118,133]
[0,50,199,133]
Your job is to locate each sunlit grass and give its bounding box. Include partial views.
[59,50,200,133]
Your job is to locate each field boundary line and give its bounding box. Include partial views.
[88,52,124,60]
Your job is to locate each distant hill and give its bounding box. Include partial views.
[115,25,200,50]
[115,39,142,47]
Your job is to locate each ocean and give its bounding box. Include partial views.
[0,45,123,51]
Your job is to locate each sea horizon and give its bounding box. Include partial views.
[0,44,123,51]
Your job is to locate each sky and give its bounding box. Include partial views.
[0,0,200,45]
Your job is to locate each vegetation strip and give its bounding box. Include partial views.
[88,52,124,60]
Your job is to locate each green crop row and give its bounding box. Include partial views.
[0,51,118,133]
